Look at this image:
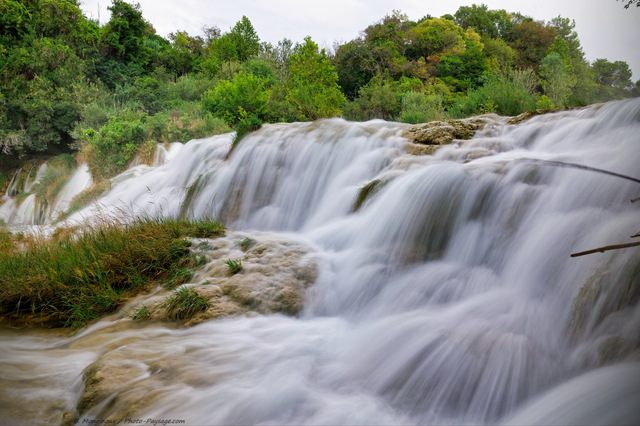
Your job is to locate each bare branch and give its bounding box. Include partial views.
[515,158,640,184]
[570,241,640,257]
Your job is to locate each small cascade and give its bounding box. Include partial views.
[0,157,92,226]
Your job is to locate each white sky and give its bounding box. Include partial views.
[80,0,640,80]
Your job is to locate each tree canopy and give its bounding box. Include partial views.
[0,0,637,165]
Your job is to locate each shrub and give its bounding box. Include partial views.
[449,72,539,117]
[398,92,446,124]
[343,76,402,121]
[201,71,271,125]
[81,113,147,180]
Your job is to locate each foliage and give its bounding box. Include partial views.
[591,58,634,100]
[619,0,640,8]
[202,71,270,125]
[287,37,346,120]
[449,72,539,117]
[539,53,573,106]
[0,217,224,328]
[398,92,446,124]
[79,112,146,180]
[343,76,402,121]
[0,0,637,163]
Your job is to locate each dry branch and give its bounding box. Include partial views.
[570,241,640,257]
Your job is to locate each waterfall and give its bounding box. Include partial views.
[1,99,639,425]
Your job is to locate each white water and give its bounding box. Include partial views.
[1,100,639,425]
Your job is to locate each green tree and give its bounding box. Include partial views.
[286,37,345,120]
[201,71,270,124]
[539,53,572,105]
[591,59,634,100]
[101,0,152,64]
[333,39,378,99]
[212,16,261,63]
[511,20,556,69]
[454,4,514,40]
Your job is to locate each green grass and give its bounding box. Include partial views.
[129,305,150,320]
[237,237,256,251]
[165,268,195,289]
[225,259,243,275]
[0,217,225,328]
[353,179,385,212]
[161,287,208,320]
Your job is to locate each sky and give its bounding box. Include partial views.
[80,0,640,79]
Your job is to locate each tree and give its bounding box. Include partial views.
[454,4,514,40]
[201,71,270,124]
[592,58,634,100]
[511,20,556,69]
[212,16,260,63]
[539,53,572,105]
[286,37,345,120]
[407,17,467,61]
[101,0,152,64]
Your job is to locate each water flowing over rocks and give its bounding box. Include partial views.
[1,100,640,425]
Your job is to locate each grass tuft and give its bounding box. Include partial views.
[237,237,256,251]
[225,259,243,275]
[353,179,384,212]
[161,287,208,320]
[129,305,150,320]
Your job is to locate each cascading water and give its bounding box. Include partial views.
[1,99,639,425]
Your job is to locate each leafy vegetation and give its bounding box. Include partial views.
[0,217,224,328]
[0,0,638,177]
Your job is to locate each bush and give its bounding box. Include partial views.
[343,76,402,121]
[201,71,271,125]
[448,72,539,117]
[81,112,146,180]
[398,92,446,124]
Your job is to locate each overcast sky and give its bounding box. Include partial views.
[80,0,640,79]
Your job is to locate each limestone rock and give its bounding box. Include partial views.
[134,232,318,326]
[402,118,491,150]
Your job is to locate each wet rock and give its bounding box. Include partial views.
[402,117,492,152]
[506,106,572,125]
[405,143,439,156]
[135,231,318,326]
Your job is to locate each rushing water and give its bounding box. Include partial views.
[1,100,639,425]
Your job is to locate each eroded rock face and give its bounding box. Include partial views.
[144,232,318,326]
